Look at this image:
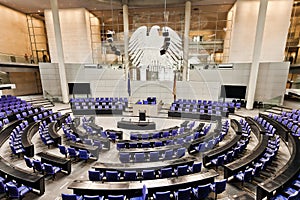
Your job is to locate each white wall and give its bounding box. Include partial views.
[0,5,31,59]
[45,8,93,63]
[227,0,293,63]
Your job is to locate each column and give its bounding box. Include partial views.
[50,0,69,103]
[246,0,268,109]
[123,4,129,81]
[182,1,191,81]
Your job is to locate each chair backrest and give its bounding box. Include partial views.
[79,149,88,158]
[135,153,145,163]
[88,170,102,181]
[176,187,191,200]
[68,148,77,156]
[24,156,33,168]
[154,191,170,200]
[44,163,54,174]
[107,195,125,200]
[83,195,102,200]
[33,160,43,172]
[0,181,6,193]
[58,145,67,155]
[124,171,137,181]
[192,162,202,173]
[176,165,188,176]
[177,148,185,157]
[142,170,155,180]
[149,151,159,161]
[244,168,253,182]
[119,153,130,163]
[6,182,19,198]
[164,150,173,160]
[62,193,80,200]
[106,171,119,181]
[196,183,211,199]
[215,179,227,194]
[161,167,172,178]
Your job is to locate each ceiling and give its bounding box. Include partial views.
[0,0,236,15]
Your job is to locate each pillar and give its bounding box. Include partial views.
[123,4,129,81]
[50,0,69,103]
[246,0,268,109]
[182,1,191,81]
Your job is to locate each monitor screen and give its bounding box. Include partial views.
[220,85,247,99]
[68,83,91,94]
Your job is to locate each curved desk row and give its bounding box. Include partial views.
[203,119,242,167]
[256,115,300,200]
[0,120,45,195]
[21,121,40,157]
[259,113,290,142]
[117,125,204,150]
[68,170,218,197]
[92,156,197,172]
[168,111,223,120]
[117,120,156,130]
[224,118,269,179]
[245,117,266,134]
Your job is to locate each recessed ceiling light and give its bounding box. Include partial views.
[38,10,41,13]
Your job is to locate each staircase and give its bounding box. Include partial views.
[24,96,55,108]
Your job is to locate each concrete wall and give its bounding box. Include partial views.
[39,62,289,104]
[227,0,293,63]
[45,8,93,63]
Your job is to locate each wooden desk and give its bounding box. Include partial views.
[48,122,62,146]
[0,159,45,195]
[69,141,100,160]
[36,152,71,174]
[92,156,196,172]
[68,170,218,197]
[203,120,242,167]
[21,122,40,157]
[223,122,269,179]
[256,121,300,200]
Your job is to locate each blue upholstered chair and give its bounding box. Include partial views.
[211,179,227,200]
[62,193,83,200]
[44,163,61,180]
[88,170,102,181]
[6,182,32,199]
[153,191,171,200]
[107,195,126,200]
[83,195,104,200]
[193,183,211,199]
[174,187,191,200]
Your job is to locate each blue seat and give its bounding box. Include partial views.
[0,181,7,194]
[135,153,145,163]
[44,163,61,180]
[235,168,253,186]
[124,171,137,181]
[130,184,148,200]
[24,155,35,172]
[153,191,170,200]
[176,148,185,158]
[79,149,91,162]
[163,150,174,160]
[33,159,44,173]
[142,169,156,180]
[117,143,125,150]
[160,167,173,178]
[174,187,191,200]
[211,154,225,170]
[225,150,234,163]
[6,182,32,199]
[211,179,227,200]
[119,153,130,163]
[58,144,68,158]
[189,162,202,173]
[193,183,211,199]
[62,193,83,200]
[141,142,150,148]
[88,170,102,181]
[83,195,104,200]
[68,147,79,159]
[106,171,120,182]
[149,151,159,162]
[107,195,126,200]
[174,165,188,176]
